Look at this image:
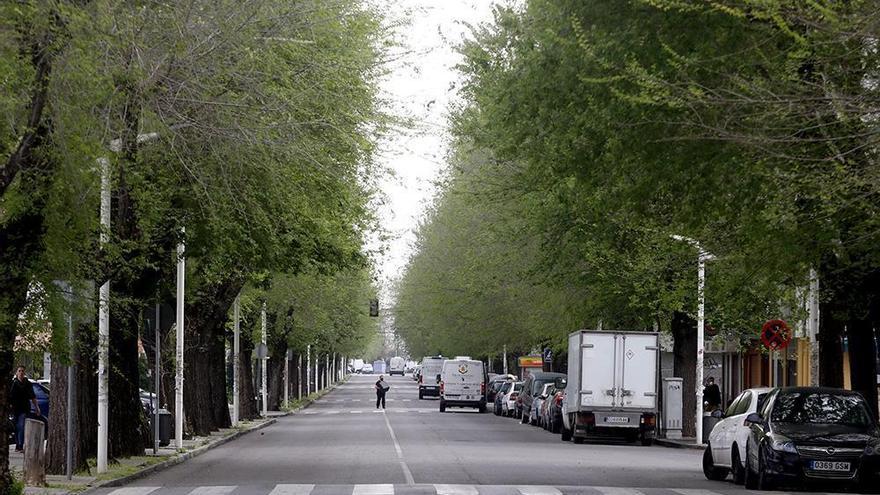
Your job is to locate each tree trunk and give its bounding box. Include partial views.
[46,321,98,475]
[818,308,844,388]
[235,324,260,420]
[108,303,150,459]
[672,311,697,438]
[183,278,241,436]
[848,319,879,421]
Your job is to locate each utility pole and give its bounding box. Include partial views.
[261,302,267,416]
[153,304,160,455]
[97,157,110,474]
[232,294,240,425]
[306,344,311,396]
[284,349,290,407]
[174,229,185,449]
[297,354,302,400]
[503,345,508,375]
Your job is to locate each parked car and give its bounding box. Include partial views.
[530,383,555,426]
[494,381,513,415]
[501,381,523,417]
[520,372,566,425]
[732,387,880,491]
[360,363,374,374]
[703,387,771,484]
[546,387,566,434]
[487,374,515,404]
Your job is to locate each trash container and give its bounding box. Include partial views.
[702,413,721,444]
[157,408,173,446]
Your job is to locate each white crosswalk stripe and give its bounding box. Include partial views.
[352,484,395,495]
[187,487,237,495]
[105,488,161,495]
[517,486,562,495]
[269,484,316,495]
[594,487,646,495]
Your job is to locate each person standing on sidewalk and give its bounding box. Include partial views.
[375,375,389,409]
[9,365,40,452]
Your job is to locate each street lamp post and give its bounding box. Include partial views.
[671,234,715,445]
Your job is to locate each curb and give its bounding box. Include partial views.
[77,376,349,494]
[80,417,281,493]
[654,438,706,450]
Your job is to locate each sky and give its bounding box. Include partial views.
[373,1,496,303]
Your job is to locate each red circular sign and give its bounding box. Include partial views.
[761,319,792,350]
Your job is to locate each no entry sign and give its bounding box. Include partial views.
[761,319,792,350]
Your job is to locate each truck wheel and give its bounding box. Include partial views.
[640,435,653,447]
[573,436,585,444]
[439,400,446,412]
[418,390,423,400]
[561,427,571,442]
[478,402,487,413]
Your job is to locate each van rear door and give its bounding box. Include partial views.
[580,332,617,408]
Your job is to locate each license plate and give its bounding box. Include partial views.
[810,461,850,472]
[604,416,630,424]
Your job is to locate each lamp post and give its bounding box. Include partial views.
[671,234,715,445]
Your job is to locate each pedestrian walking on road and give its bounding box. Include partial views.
[376,375,389,409]
[9,365,41,453]
[703,377,721,412]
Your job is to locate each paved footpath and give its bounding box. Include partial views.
[88,375,843,495]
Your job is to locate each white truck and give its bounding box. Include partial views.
[561,330,659,445]
[418,356,445,399]
[438,358,487,413]
[389,356,406,376]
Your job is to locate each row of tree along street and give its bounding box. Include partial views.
[0,1,389,492]
[395,0,880,438]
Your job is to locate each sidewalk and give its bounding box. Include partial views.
[12,379,344,494]
[654,437,706,450]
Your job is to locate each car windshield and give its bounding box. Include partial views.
[771,391,873,427]
[499,382,512,393]
[513,383,522,392]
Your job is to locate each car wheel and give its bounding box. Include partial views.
[573,435,585,444]
[731,446,746,485]
[418,391,423,400]
[744,445,758,490]
[756,446,773,491]
[521,411,529,424]
[553,420,561,434]
[478,403,487,414]
[439,400,446,413]
[561,426,571,442]
[640,434,653,447]
[494,404,501,416]
[703,445,729,481]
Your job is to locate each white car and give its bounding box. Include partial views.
[360,363,374,374]
[704,387,772,484]
[530,383,555,426]
[502,382,523,417]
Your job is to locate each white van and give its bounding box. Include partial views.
[439,358,487,413]
[418,356,445,399]
[389,356,406,376]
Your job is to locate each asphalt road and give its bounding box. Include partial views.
[91,374,826,495]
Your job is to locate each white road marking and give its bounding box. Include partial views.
[670,490,726,495]
[187,487,237,495]
[435,485,478,495]
[383,410,416,485]
[351,410,363,414]
[518,487,562,495]
[595,488,645,495]
[352,399,361,402]
[106,488,161,495]
[269,485,316,495]
[352,484,395,495]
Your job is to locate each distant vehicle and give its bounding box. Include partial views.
[487,374,515,404]
[389,357,406,376]
[562,330,658,445]
[352,359,365,373]
[360,363,374,374]
[704,387,772,484]
[738,387,880,491]
[519,371,566,425]
[529,383,555,426]
[418,356,445,399]
[372,360,387,374]
[412,365,421,381]
[546,386,566,434]
[439,358,487,413]
[501,382,523,417]
[494,381,512,415]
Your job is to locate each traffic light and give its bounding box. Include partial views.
[369,299,379,317]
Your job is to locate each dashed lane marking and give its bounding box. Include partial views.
[352,484,395,495]
[269,484,316,495]
[187,487,237,495]
[517,487,562,495]
[105,488,161,495]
